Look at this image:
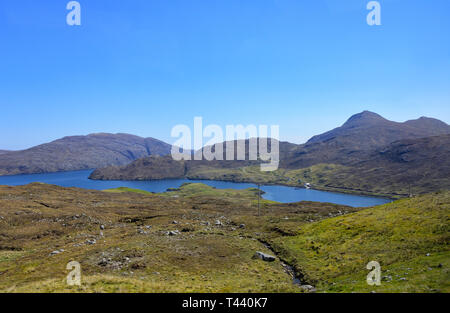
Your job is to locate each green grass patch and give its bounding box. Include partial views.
[270,191,450,292]
[103,187,154,195]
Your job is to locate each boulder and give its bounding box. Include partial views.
[300,285,317,293]
[253,251,276,262]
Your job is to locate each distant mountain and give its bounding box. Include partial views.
[89,112,450,196]
[283,111,450,169]
[89,139,298,180]
[0,133,171,176]
[307,111,450,149]
[403,116,450,133]
[0,150,12,155]
[312,134,450,195]
[89,134,450,195]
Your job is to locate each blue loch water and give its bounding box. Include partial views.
[0,170,391,207]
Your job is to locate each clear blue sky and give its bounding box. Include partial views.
[1,0,449,150]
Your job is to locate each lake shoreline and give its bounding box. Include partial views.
[183,176,402,200]
[0,170,391,207]
[88,172,401,200]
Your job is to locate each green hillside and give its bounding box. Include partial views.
[270,191,450,292]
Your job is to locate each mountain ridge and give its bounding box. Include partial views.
[306,110,450,150]
[0,133,172,176]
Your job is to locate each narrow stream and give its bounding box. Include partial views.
[258,239,306,288]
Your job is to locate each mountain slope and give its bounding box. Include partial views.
[0,133,171,176]
[89,139,298,180]
[184,134,450,196]
[299,134,450,195]
[307,111,450,149]
[90,155,187,180]
[284,111,450,169]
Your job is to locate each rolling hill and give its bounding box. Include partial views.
[0,133,171,176]
[270,190,450,292]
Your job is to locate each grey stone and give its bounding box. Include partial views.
[253,251,276,262]
[300,285,317,293]
[167,230,180,236]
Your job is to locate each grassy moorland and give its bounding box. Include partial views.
[0,183,447,293]
[0,183,354,293]
[103,187,155,196]
[270,191,450,293]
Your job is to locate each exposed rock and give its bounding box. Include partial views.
[253,251,276,262]
[49,249,64,256]
[382,275,392,282]
[86,239,97,245]
[300,285,317,293]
